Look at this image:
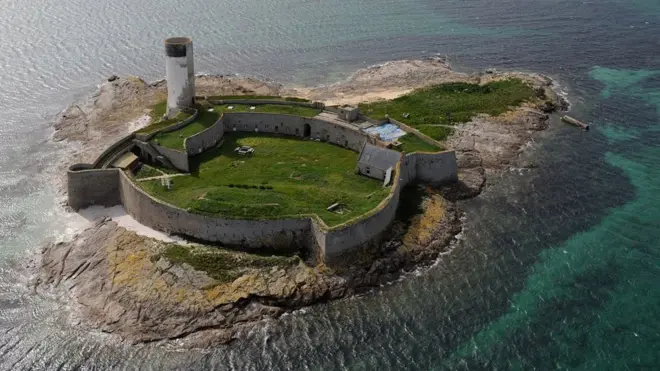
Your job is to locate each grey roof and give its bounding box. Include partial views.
[358,143,402,171]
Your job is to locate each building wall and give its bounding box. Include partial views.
[339,107,359,122]
[185,116,224,155]
[356,163,386,180]
[153,144,189,172]
[91,133,136,168]
[414,151,458,184]
[322,156,415,259]
[324,191,399,257]
[67,166,121,210]
[222,113,367,152]
[388,117,445,149]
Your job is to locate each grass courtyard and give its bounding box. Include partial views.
[359,79,538,141]
[152,103,322,150]
[395,133,444,153]
[138,133,389,226]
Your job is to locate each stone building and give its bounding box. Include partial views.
[338,105,360,122]
[356,143,402,180]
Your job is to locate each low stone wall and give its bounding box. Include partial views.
[91,133,136,168]
[222,113,367,152]
[185,116,225,155]
[135,109,198,142]
[321,154,414,259]
[153,144,189,172]
[320,150,456,259]
[388,117,445,149]
[118,171,314,253]
[414,151,458,184]
[68,166,120,210]
[160,108,199,133]
[208,99,322,109]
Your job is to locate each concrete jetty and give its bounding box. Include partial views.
[561,115,589,131]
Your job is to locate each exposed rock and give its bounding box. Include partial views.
[107,75,119,82]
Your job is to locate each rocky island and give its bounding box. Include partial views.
[35,37,567,348]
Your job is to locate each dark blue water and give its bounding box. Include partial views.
[0,0,658,369]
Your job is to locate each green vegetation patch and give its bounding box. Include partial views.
[207,95,310,102]
[160,244,298,283]
[395,134,444,153]
[138,133,389,226]
[152,107,220,149]
[213,104,321,117]
[152,104,322,150]
[134,165,163,179]
[359,79,537,141]
[135,101,193,135]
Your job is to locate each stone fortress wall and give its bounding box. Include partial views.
[153,143,190,172]
[184,116,224,155]
[67,100,459,262]
[68,164,121,210]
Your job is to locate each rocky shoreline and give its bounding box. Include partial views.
[36,58,567,347]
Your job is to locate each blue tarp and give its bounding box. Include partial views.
[363,123,407,142]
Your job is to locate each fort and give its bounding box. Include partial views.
[45,38,568,346]
[66,37,459,263]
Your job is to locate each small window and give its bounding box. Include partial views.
[275,126,279,133]
[366,167,371,174]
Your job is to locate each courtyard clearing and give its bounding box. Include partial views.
[138,133,389,226]
[152,103,322,150]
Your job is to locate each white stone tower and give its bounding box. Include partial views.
[165,37,195,117]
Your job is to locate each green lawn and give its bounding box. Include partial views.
[359,79,537,141]
[213,104,321,117]
[152,108,220,149]
[135,101,193,135]
[152,104,322,150]
[138,133,389,226]
[395,133,444,153]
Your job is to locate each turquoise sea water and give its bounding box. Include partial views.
[0,0,658,369]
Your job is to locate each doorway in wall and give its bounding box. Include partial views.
[303,123,311,137]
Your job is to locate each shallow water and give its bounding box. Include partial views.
[0,0,659,369]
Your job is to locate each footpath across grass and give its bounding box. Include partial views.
[359,79,537,141]
[139,133,388,226]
